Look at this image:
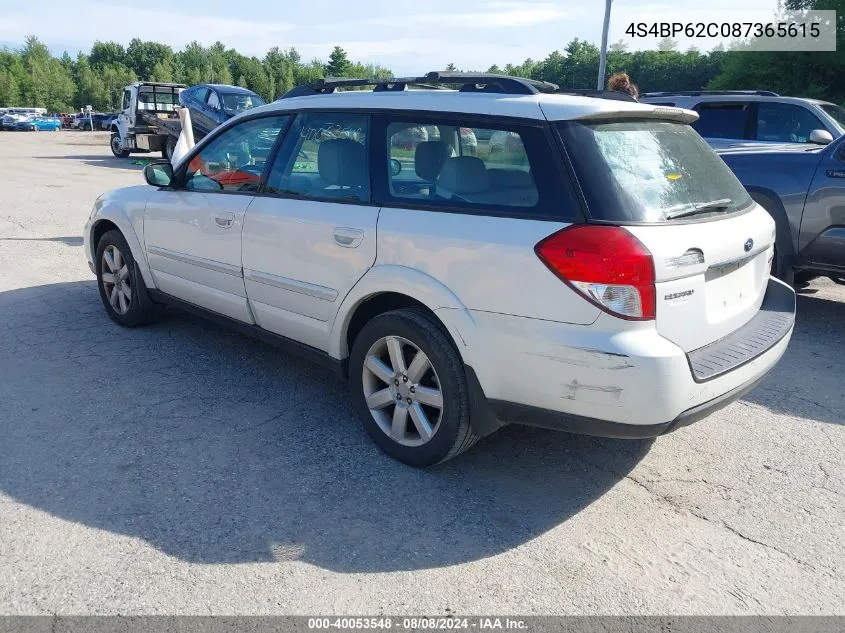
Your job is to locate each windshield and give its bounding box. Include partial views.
[557,119,752,223]
[221,92,265,115]
[820,104,845,131]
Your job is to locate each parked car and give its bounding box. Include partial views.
[14,115,62,131]
[83,73,795,467]
[179,84,265,139]
[715,136,845,285]
[99,113,118,130]
[641,91,845,146]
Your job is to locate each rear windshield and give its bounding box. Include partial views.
[558,119,752,223]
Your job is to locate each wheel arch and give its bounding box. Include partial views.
[89,208,154,288]
[330,266,477,366]
[747,187,798,261]
[332,266,502,439]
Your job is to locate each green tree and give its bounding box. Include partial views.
[657,37,679,52]
[126,39,174,80]
[324,46,351,76]
[89,41,126,70]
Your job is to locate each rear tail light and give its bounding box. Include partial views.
[535,225,656,320]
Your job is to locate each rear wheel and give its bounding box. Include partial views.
[771,243,794,286]
[110,133,130,158]
[348,308,477,467]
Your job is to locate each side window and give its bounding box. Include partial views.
[121,90,131,111]
[756,102,826,143]
[265,112,370,202]
[183,115,289,193]
[691,103,750,139]
[385,119,540,210]
[206,91,221,110]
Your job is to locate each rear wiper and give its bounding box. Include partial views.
[666,198,733,220]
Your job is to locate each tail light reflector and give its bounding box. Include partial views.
[535,225,656,320]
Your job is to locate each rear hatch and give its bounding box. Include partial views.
[556,117,774,352]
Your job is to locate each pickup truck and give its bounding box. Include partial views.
[715,136,845,286]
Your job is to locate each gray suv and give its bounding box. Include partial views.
[641,91,845,146]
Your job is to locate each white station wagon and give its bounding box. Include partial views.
[84,72,796,466]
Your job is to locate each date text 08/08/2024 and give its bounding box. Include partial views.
[307,618,528,630]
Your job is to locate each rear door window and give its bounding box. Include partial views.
[557,119,752,223]
[691,103,751,139]
[375,115,575,219]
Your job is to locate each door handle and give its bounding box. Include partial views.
[214,213,234,228]
[333,227,364,248]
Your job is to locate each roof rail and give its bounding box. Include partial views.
[278,72,638,102]
[641,90,780,97]
[279,72,559,98]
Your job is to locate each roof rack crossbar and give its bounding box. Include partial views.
[641,90,780,97]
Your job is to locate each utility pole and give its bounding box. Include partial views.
[597,0,612,90]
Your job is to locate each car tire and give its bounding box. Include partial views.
[348,308,478,467]
[771,243,794,286]
[110,133,130,158]
[95,230,157,327]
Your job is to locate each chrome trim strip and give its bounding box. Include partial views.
[147,246,243,277]
[707,245,770,270]
[244,269,338,302]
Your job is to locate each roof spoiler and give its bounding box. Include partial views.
[576,106,699,125]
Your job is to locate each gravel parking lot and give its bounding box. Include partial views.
[1,131,844,615]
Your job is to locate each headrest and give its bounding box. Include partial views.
[437,156,490,195]
[318,138,367,187]
[415,141,452,182]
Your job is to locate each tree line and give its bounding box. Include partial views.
[1,0,841,113]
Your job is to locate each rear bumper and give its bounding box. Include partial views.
[460,277,795,439]
[488,371,768,439]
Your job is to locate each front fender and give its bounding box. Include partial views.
[327,265,478,366]
[84,187,155,288]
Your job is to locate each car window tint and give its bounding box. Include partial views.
[385,121,539,209]
[756,102,826,143]
[183,115,289,193]
[265,112,370,202]
[691,103,750,139]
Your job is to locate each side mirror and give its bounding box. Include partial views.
[390,158,403,177]
[144,161,173,187]
[809,129,834,145]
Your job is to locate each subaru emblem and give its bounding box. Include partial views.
[744,238,754,253]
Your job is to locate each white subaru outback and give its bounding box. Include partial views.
[83,72,796,467]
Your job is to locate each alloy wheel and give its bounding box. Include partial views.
[101,245,132,315]
[361,335,444,447]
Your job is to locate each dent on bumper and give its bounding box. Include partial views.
[466,278,795,438]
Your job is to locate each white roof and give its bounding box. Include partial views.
[248,90,697,124]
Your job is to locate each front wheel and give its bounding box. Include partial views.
[110,133,130,158]
[95,230,157,327]
[348,308,478,467]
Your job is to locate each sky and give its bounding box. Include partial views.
[0,0,783,73]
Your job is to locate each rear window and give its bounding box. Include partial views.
[691,103,750,139]
[557,119,752,223]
